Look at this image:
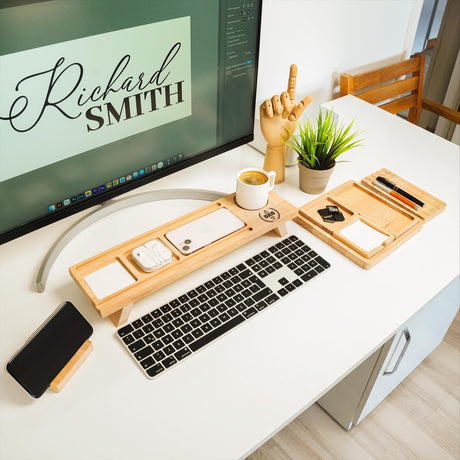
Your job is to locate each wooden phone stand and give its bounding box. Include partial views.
[49,340,93,393]
[69,191,297,327]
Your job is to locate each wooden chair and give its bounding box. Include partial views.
[340,53,460,125]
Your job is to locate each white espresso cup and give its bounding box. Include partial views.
[235,168,276,210]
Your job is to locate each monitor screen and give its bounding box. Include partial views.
[0,0,261,244]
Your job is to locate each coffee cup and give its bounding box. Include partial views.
[235,168,276,210]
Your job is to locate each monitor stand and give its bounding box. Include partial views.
[36,189,226,292]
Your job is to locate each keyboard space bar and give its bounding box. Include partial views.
[189,315,245,352]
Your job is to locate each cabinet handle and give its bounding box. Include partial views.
[383,328,411,376]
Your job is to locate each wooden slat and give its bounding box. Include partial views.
[357,76,419,105]
[379,94,418,114]
[422,99,460,124]
[346,55,421,92]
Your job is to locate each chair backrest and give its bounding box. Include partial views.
[340,53,426,124]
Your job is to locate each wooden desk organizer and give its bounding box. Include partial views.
[69,191,297,327]
[294,168,446,269]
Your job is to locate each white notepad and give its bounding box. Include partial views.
[84,261,135,300]
[339,220,388,253]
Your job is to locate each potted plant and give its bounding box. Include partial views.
[286,109,363,194]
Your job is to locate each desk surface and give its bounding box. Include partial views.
[1,95,458,460]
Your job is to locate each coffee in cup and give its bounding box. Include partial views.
[235,168,276,210]
[238,171,268,186]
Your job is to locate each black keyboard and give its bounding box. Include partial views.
[117,235,330,379]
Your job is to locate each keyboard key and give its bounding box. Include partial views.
[243,307,257,319]
[162,313,173,323]
[183,333,194,344]
[187,289,198,298]
[160,304,172,313]
[278,288,288,297]
[253,287,272,302]
[302,270,318,282]
[144,334,154,344]
[132,319,143,329]
[181,324,193,334]
[141,314,153,324]
[140,356,155,370]
[192,328,204,339]
[171,329,183,339]
[153,329,165,338]
[256,301,268,311]
[152,319,163,328]
[174,347,192,361]
[266,294,280,304]
[152,340,163,350]
[133,329,145,339]
[170,299,181,308]
[315,256,331,269]
[122,334,135,345]
[147,364,164,377]
[210,317,222,328]
[218,312,230,322]
[173,339,185,350]
[128,339,145,353]
[153,350,165,361]
[164,345,175,356]
[135,346,153,361]
[143,324,154,334]
[189,315,244,352]
[201,323,212,333]
[162,356,177,369]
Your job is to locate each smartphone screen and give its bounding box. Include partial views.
[6,302,93,398]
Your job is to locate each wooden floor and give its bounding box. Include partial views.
[248,311,459,460]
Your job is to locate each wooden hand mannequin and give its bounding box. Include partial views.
[261,64,313,183]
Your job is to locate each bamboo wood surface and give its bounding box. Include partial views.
[247,311,460,460]
[49,340,93,393]
[295,170,445,269]
[69,192,297,324]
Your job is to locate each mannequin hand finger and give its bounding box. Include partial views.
[271,95,282,115]
[288,95,313,121]
[287,64,297,103]
[281,91,291,118]
[261,99,274,118]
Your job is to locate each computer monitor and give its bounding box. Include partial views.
[0,0,262,244]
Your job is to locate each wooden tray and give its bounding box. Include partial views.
[69,191,297,326]
[294,169,446,269]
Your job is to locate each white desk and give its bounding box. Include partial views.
[1,95,458,460]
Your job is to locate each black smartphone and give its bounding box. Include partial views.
[6,301,93,398]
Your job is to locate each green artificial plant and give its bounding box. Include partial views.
[286,109,363,170]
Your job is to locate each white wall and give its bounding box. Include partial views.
[255,0,423,105]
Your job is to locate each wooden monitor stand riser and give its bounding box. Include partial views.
[69,191,297,327]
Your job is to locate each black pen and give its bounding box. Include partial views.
[376,176,424,208]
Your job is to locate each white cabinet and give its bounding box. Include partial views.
[318,275,459,430]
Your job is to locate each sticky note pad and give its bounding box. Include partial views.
[84,261,135,300]
[340,220,389,253]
